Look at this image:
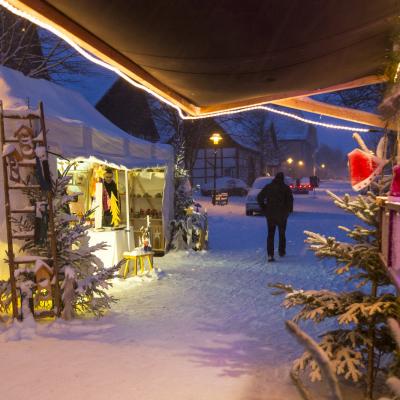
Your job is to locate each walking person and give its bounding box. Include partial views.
[257,172,293,262]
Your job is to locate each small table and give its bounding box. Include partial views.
[122,250,154,278]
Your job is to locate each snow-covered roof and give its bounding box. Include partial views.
[0,66,173,169]
[217,108,313,149]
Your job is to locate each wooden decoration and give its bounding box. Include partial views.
[3,144,23,183]
[151,224,163,250]
[13,125,35,159]
[94,181,103,228]
[110,191,121,226]
[34,260,53,310]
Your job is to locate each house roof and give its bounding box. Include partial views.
[6,0,398,117]
[218,108,318,149]
[96,78,159,142]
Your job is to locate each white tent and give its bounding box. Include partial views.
[0,66,175,279]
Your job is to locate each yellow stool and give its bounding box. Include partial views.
[122,251,154,278]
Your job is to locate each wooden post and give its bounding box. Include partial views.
[39,102,61,317]
[124,169,131,249]
[0,101,19,319]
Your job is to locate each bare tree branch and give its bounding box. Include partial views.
[0,7,100,83]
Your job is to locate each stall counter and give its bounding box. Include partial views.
[87,227,134,268]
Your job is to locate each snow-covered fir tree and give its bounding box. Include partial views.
[169,220,188,251]
[169,166,208,251]
[174,172,194,220]
[272,178,400,399]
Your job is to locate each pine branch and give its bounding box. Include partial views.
[286,320,344,400]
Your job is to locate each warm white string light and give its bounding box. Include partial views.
[0,0,373,133]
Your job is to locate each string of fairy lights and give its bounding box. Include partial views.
[0,0,378,133]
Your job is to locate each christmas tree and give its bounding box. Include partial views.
[169,220,188,251]
[174,175,194,220]
[11,165,120,320]
[272,178,400,399]
[168,168,208,251]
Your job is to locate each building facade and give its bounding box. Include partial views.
[190,127,262,187]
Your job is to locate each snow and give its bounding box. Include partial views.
[2,143,16,157]
[14,256,48,263]
[0,181,363,400]
[201,176,248,191]
[12,230,34,238]
[0,65,173,168]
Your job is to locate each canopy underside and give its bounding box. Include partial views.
[3,0,399,120]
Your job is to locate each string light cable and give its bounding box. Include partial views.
[0,0,375,133]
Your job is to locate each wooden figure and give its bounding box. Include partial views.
[34,259,53,309]
[2,143,23,183]
[14,125,35,159]
[34,201,49,245]
[35,145,52,191]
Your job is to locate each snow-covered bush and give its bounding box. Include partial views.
[168,210,208,252]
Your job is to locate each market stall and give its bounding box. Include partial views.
[0,66,174,279]
[378,197,400,291]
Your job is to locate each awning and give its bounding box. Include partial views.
[2,1,399,121]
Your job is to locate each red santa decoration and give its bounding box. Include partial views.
[347,133,388,191]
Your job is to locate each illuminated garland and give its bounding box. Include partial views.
[0,0,373,132]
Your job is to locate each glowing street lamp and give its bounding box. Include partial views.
[321,163,326,169]
[209,132,223,205]
[287,157,293,164]
[210,132,222,145]
[298,160,304,166]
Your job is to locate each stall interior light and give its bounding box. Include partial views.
[0,0,375,133]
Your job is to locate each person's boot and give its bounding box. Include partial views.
[279,251,286,257]
[268,255,275,262]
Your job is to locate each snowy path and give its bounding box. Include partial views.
[0,182,361,400]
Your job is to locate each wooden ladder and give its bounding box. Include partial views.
[0,101,61,319]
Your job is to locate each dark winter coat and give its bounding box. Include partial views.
[257,176,293,222]
[104,180,118,199]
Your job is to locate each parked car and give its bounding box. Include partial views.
[245,176,293,215]
[290,178,311,194]
[201,177,248,196]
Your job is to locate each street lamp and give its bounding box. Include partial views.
[209,132,222,205]
[298,160,304,166]
[321,163,326,169]
[286,157,294,177]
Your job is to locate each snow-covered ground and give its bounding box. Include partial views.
[0,181,363,400]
